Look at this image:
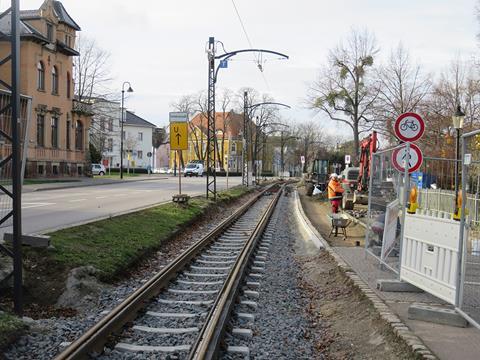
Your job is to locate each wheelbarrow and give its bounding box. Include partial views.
[327,213,352,240]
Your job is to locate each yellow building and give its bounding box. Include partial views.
[170,112,244,172]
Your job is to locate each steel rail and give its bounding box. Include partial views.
[54,185,275,360]
[190,185,283,359]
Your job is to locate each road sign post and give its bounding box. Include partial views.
[169,112,188,197]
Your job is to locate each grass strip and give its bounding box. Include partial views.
[24,186,251,282]
[0,312,26,349]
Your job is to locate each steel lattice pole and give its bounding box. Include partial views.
[206,37,216,200]
[242,91,248,186]
[11,0,22,315]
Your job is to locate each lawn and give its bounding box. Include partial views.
[0,312,26,349]
[25,185,252,282]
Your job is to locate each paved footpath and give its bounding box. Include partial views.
[298,191,480,360]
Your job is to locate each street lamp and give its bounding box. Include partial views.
[453,105,465,217]
[120,81,134,179]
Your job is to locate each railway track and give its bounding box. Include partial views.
[54,184,283,360]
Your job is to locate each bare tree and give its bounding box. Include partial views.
[421,57,480,157]
[294,120,324,172]
[374,43,431,143]
[74,35,115,102]
[217,88,233,170]
[74,35,119,162]
[310,28,379,161]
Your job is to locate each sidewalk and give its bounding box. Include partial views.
[22,174,169,193]
[297,189,480,360]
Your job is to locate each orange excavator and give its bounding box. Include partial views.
[342,131,378,210]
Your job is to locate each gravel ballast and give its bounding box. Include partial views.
[221,192,319,359]
[3,191,258,360]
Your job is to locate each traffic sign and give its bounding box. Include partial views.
[300,155,305,164]
[170,122,188,150]
[169,112,188,123]
[392,143,423,174]
[147,152,152,158]
[394,112,425,142]
[345,155,351,164]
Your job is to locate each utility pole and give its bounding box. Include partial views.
[242,91,249,186]
[206,37,217,200]
[0,0,23,315]
[281,130,285,176]
[11,0,22,316]
[205,37,288,195]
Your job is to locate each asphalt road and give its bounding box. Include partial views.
[0,176,242,237]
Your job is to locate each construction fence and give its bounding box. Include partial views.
[363,139,480,328]
[458,131,480,328]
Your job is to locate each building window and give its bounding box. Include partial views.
[107,138,113,152]
[137,150,143,159]
[66,72,71,98]
[52,165,59,175]
[138,132,143,141]
[64,34,71,47]
[66,119,71,150]
[52,66,58,95]
[77,166,82,175]
[38,164,44,175]
[231,142,236,153]
[36,114,45,146]
[108,119,113,131]
[37,61,45,90]
[75,120,83,150]
[100,117,105,131]
[51,117,58,148]
[46,23,53,42]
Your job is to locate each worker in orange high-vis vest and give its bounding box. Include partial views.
[328,173,344,213]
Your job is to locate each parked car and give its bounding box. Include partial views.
[155,167,169,174]
[184,162,204,177]
[92,163,106,176]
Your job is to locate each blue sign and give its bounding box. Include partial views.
[411,171,436,189]
[219,60,228,68]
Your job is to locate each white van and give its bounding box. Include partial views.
[184,162,204,177]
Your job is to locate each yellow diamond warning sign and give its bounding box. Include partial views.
[170,122,188,150]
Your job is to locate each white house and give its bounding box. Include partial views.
[90,99,156,170]
[121,111,156,169]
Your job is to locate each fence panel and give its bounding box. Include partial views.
[365,144,407,273]
[458,132,480,327]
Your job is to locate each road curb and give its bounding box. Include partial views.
[29,176,169,192]
[295,190,437,360]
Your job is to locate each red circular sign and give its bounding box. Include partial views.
[394,112,425,142]
[392,143,423,174]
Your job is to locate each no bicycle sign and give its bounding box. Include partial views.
[394,112,425,142]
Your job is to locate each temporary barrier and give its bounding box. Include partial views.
[400,212,464,304]
[458,130,480,328]
[364,144,408,273]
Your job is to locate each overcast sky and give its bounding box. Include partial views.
[6,0,480,137]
